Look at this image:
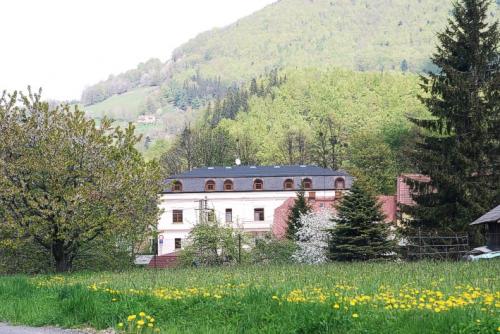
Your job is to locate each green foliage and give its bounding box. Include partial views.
[81,0,499,113]
[286,187,312,241]
[172,0,498,83]
[346,132,398,194]
[217,68,426,193]
[160,124,236,175]
[329,181,395,261]
[251,233,297,264]
[0,89,163,272]
[179,219,243,267]
[402,0,500,232]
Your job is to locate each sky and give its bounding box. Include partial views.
[0,0,276,101]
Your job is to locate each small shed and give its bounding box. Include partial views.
[470,205,500,251]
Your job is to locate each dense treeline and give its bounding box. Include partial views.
[81,58,166,106]
[161,69,426,194]
[81,0,499,113]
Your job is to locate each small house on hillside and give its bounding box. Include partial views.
[470,205,500,251]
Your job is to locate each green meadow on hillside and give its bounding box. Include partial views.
[0,262,498,333]
[83,87,159,121]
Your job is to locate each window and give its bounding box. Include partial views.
[172,180,182,192]
[223,179,234,191]
[253,179,264,190]
[174,238,182,250]
[254,208,264,221]
[225,209,233,223]
[335,177,345,189]
[172,210,183,223]
[208,210,215,222]
[302,178,313,190]
[205,180,216,191]
[284,179,294,190]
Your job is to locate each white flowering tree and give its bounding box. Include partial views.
[293,209,334,264]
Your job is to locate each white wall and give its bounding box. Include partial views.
[158,190,336,254]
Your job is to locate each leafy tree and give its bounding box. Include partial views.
[329,181,395,261]
[311,116,346,170]
[347,132,398,195]
[0,89,163,272]
[402,0,500,232]
[293,210,334,264]
[286,186,312,241]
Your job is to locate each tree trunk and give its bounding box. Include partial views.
[52,240,73,273]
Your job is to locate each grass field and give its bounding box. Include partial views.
[0,262,499,333]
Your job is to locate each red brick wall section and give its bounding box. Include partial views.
[272,197,337,239]
[377,195,397,222]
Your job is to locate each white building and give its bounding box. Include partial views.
[157,165,352,255]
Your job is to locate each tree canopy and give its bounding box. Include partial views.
[0,89,163,272]
[402,0,500,232]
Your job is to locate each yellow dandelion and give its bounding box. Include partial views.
[352,313,359,318]
[333,304,340,309]
[127,315,136,322]
[117,323,124,328]
[137,320,145,326]
[148,323,154,328]
[434,307,441,313]
[139,312,146,317]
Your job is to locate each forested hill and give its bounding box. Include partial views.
[81,0,499,107]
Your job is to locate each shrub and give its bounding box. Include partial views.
[251,233,297,264]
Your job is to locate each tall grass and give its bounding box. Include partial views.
[0,261,498,333]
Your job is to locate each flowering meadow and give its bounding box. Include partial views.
[0,261,499,333]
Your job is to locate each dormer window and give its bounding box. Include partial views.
[172,181,183,192]
[284,179,294,190]
[335,177,345,189]
[224,179,234,191]
[205,180,216,192]
[253,179,264,191]
[302,178,313,190]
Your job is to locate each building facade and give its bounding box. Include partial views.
[158,165,352,255]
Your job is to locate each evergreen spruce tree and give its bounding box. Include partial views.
[329,181,395,261]
[286,186,312,241]
[403,0,499,232]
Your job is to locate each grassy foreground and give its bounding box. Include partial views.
[0,261,499,333]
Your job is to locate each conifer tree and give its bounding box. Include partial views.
[329,181,395,261]
[403,0,499,232]
[286,186,312,241]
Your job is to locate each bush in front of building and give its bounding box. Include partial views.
[251,233,297,264]
[179,219,247,267]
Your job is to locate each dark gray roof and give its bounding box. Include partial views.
[471,205,500,225]
[169,165,349,179]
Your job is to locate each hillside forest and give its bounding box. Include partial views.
[77,0,499,194]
